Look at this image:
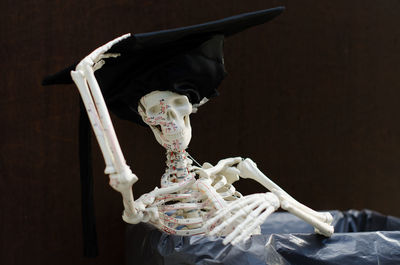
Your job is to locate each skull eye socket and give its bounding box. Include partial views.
[148,105,161,115]
[173,96,188,106]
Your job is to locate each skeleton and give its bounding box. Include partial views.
[71,34,334,245]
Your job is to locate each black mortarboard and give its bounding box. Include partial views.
[43,7,284,124]
[42,7,284,257]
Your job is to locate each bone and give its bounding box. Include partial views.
[281,199,334,237]
[273,189,333,224]
[223,200,272,244]
[139,91,193,152]
[215,184,237,199]
[211,175,228,190]
[205,194,260,233]
[161,214,203,225]
[209,198,262,236]
[238,158,332,224]
[153,173,196,196]
[158,223,205,236]
[71,70,114,170]
[83,64,130,177]
[72,46,141,226]
[86,33,130,66]
[195,179,228,210]
[238,158,334,236]
[230,205,276,245]
[155,194,193,201]
[197,157,242,179]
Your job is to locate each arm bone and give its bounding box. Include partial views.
[82,64,131,177]
[70,34,139,219]
[238,158,334,237]
[70,70,114,171]
[196,157,242,179]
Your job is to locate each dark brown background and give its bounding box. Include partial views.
[1,0,399,264]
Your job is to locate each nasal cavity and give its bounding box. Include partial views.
[167,109,177,120]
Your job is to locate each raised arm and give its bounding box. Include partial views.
[70,34,141,222]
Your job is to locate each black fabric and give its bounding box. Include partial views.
[42,63,77,86]
[79,100,98,257]
[42,7,285,125]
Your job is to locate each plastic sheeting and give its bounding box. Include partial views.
[125,210,400,265]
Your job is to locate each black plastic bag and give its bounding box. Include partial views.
[126,210,400,265]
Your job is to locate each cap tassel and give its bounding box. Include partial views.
[79,99,99,257]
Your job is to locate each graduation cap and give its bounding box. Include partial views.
[43,7,284,124]
[42,6,285,257]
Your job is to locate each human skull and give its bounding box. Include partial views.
[138,90,192,152]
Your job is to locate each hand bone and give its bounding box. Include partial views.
[196,157,242,179]
[121,191,158,224]
[122,203,159,224]
[75,33,130,72]
[219,166,240,184]
[204,192,279,245]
